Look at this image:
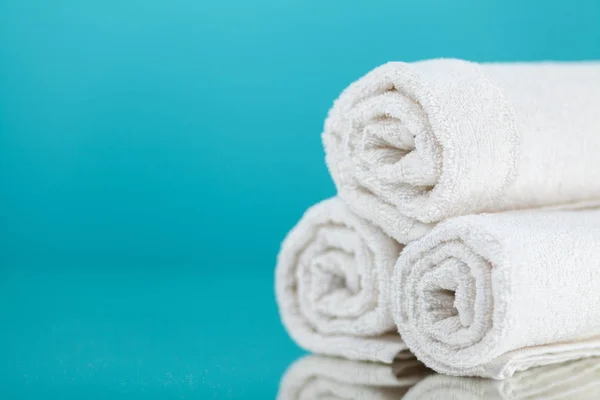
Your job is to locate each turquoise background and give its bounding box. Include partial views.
[1,0,599,398]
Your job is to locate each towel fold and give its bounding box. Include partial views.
[404,358,600,400]
[323,59,600,242]
[275,197,406,363]
[392,210,600,379]
[277,355,430,400]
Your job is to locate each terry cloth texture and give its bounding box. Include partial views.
[323,59,600,243]
[275,197,406,363]
[393,210,600,379]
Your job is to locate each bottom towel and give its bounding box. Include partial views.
[276,197,405,362]
[404,358,600,399]
[393,210,600,379]
[277,355,429,400]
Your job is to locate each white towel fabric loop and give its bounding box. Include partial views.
[324,59,600,243]
[275,198,405,362]
[393,211,600,379]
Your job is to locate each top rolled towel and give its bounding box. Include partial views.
[323,59,600,242]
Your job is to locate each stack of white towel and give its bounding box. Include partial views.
[275,58,600,379]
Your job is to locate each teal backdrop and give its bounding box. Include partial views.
[1,0,599,398]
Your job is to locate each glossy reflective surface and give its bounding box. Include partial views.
[1,269,302,398]
[4,268,600,399]
[277,355,600,399]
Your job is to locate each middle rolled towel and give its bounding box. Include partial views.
[275,197,406,363]
[323,59,600,243]
[392,209,600,379]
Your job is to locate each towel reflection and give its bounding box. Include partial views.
[278,356,600,399]
[405,357,600,400]
[277,354,430,400]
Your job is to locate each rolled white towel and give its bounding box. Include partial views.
[323,59,600,243]
[277,355,430,400]
[403,358,600,400]
[275,197,405,363]
[392,210,600,379]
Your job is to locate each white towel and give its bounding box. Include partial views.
[275,197,406,363]
[277,355,430,400]
[323,59,600,243]
[392,210,600,379]
[403,358,600,400]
